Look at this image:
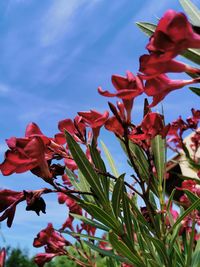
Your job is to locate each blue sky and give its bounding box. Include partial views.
[0,0,200,256]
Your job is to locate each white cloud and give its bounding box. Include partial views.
[0,82,70,122]
[40,0,89,47]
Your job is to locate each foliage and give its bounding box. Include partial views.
[0,0,200,267]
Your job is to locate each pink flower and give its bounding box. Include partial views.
[105,116,124,137]
[34,253,57,267]
[98,71,143,121]
[33,223,68,251]
[147,10,200,59]
[144,74,200,107]
[0,123,52,181]
[0,189,24,227]
[129,112,169,141]
[0,248,6,267]
[139,54,200,78]
[57,193,82,230]
[55,116,86,144]
[78,110,109,140]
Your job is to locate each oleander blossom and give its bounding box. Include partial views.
[34,223,69,267]
[0,248,6,267]
[147,10,200,59]
[55,116,86,145]
[98,71,143,122]
[139,54,200,78]
[0,123,68,182]
[78,110,109,141]
[144,74,200,107]
[0,189,24,227]
[129,112,169,141]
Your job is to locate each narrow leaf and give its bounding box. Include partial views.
[70,213,110,231]
[84,241,133,265]
[109,231,145,267]
[151,134,166,183]
[169,198,200,233]
[65,132,107,206]
[136,22,155,36]
[184,190,200,212]
[191,239,200,267]
[89,143,110,198]
[62,230,107,242]
[122,190,135,248]
[112,174,124,217]
[80,202,122,235]
[120,140,150,182]
[179,0,200,26]
[189,86,200,96]
[100,140,119,177]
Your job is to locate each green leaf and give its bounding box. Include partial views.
[151,134,166,184]
[129,197,154,233]
[182,48,200,65]
[184,190,200,212]
[191,239,200,267]
[61,230,107,242]
[169,197,200,234]
[122,190,134,248]
[142,233,163,266]
[80,202,122,235]
[106,258,119,267]
[84,241,133,265]
[70,213,110,231]
[189,87,200,96]
[144,234,168,265]
[109,231,145,267]
[100,140,119,178]
[173,243,185,266]
[65,131,107,206]
[66,167,94,202]
[120,140,150,183]
[78,170,95,202]
[136,22,155,36]
[186,215,196,267]
[89,143,110,198]
[179,0,200,26]
[112,174,124,217]
[166,189,176,211]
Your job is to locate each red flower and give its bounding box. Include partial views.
[33,223,69,266]
[0,123,52,181]
[55,116,86,145]
[147,10,200,59]
[129,112,169,141]
[33,223,68,250]
[105,116,124,137]
[144,74,200,107]
[0,189,24,227]
[57,193,82,230]
[98,71,143,121]
[34,253,57,267]
[0,248,6,267]
[139,54,200,78]
[78,110,109,140]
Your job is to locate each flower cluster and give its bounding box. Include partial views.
[0,7,200,267]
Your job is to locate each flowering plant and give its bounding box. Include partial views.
[0,0,200,267]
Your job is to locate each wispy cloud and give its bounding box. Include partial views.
[40,0,89,47]
[0,82,70,123]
